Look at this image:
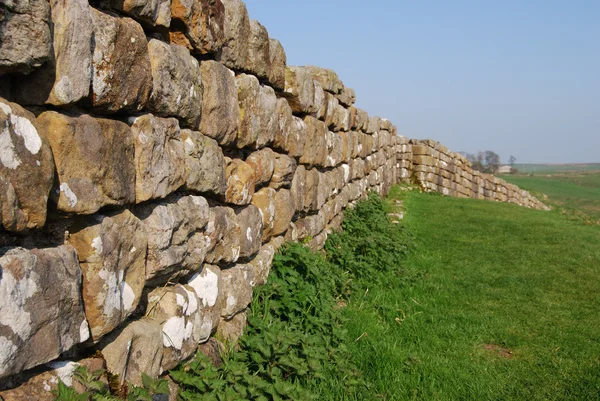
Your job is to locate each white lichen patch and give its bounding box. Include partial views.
[59,183,78,208]
[188,269,219,308]
[162,316,187,349]
[0,337,18,375]
[10,113,42,155]
[91,236,103,255]
[79,320,90,342]
[246,227,252,241]
[342,164,350,183]
[184,137,195,153]
[46,361,79,387]
[98,268,120,316]
[120,281,135,312]
[182,287,198,316]
[53,75,75,104]
[227,295,236,307]
[0,123,21,169]
[0,266,38,339]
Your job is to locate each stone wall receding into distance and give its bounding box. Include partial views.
[0,0,548,396]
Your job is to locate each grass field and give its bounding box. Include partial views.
[335,190,600,400]
[512,163,600,174]
[499,171,600,222]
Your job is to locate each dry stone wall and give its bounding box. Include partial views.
[0,0,547,397]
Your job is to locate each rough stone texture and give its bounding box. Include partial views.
[325,130,343,168]
[290,164,307,212]
[187,264,223,341]
[336,87,356,107]
[246,19,270,81]
[199,60,238,146]
[272,189,294,237]
[220,264,253,319]
[218,0,250,71]
[0,0,52,75]
[284,66,324,115]
[269,153,296,189]
[268,39,286,90]
[273,98,306,157]
[101,318,163,386]
[111,0,171,28]
[170,0,225,55]
[251,187,275,241]
[68,210,147,341]
[215,310,246,344]
[299,116,327,167]
[147,39,203,129]
[181,129,226,196]
[247,240,277,286]
[0,246,88,379]
[197,338,224,367]
[89,9,152,114]
[224,158,256,205]
[136,195,210,285]
[38,111,135,214]
[235,205,262,258]
[305,66,343,94]
[236,74,278,149]
[246,148,276,186]
[0,98,54,232]
[146,284,202,371]
[204,206,240,265]
[131,114,186,203]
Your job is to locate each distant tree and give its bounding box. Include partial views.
[509,155,517,166]
[466,150,501,174]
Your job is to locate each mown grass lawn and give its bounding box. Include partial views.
[338,190,600,400]
[499,172,600,222]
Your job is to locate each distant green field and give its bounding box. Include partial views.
[512,163,600,174]
[499,171,600,222]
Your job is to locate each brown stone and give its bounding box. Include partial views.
[220,264,253,319]
[246,19,270,81]
[181,129,226,196]
[204,206,240,265]
[215,310,246,345]
[299,116,327,167]
[268,39,286,90]
[283,66,324,115]
[224,158,256,205]
[273,98,305,157]
[187,264,223,341]
[218,0,250,71]
[235,204,262,258]
[235,74,277,149]
[38,111,135,214]
[170,0,225,55]
[251,187,275,241]
[111,0,171,28]
[246,148,276,186]
[269,153,296,189]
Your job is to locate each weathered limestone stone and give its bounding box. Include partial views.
[236,74,277,149]
[305,66,343,94]
[136,195,210,285]
[335,87,356,107]
[204,206,240,265]
[187,264,223,341]
[269,153,296,189]
[101,319,163,386]
[246,19,270,81]
[181,129,226,196]
[221,264,253,319]
[0,98,54,232]
[272,189,294,237]
[320,92,339,127]
[235,205,262,258]
[246,148,276,186]
[353,108,368,131]
[331,103,350,132]
[197,338,224,367]
[224,158,256,205]
[68,210,147,341]
[146,284,203,371]
[251,187,275,241]
[199,60,238,146]
[111,0,171,28]
[218,0,250,71]
[147,39,202,129]
[339,131,351,163]
[170,0,225,55]
[290,164,306,212]
[268,39,286,90]
[0,246,88,379]
[38,111,135,214]
[247,240,276,286]
[89,9,152,114]
[215,310,246,344]
[299,116,327,167]
[325,131,343,168]
[0,358,106,401]
[273,98,305,157]
[0,0,51,75]
[366,115,381,134]
[131,114,186,203]
[284,66,324,115]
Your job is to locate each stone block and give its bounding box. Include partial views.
[246,19,270,81]
[221,264,253,319]
[299,116,327,167]
[170,0,225,55]
[224,158,256,205]
[268,38,286,90]
[111,0,170,28]
[218,0,250,71]
[181,129,226,196]
[187,264,223,341]
[273,98,305,157]
[269,153,296,189]
[235,73,277,149]
[283,66,324,115]
[246,148,276,186]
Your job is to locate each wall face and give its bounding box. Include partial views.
[0,0,546,396]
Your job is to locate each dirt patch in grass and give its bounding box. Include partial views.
[483,344,513,359]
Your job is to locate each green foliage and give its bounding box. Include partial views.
[53,365,169,401]
[172,192,414,400]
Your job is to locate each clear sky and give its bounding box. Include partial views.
[243,1,600,164]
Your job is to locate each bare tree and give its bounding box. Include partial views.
[466,150,501,174]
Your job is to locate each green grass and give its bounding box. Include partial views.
[499,172,600,222]
[334,191,600,400]
[512,163,600,174]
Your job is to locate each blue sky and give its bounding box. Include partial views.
[244,1,600,164]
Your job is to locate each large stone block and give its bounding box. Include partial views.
[224,158,256,205]
[235,74,277,149]
[218,0,250,71]
[101,319,163,386]
[181,129,226,196]
[0,0,51,75]
[204,206,239,265]
[199,60,238,146]
[0,246,88,379]
[68,210,147,341]
[272,189,294,238]
[136,195,210,285]
[0,98,54,232]
[236,204,262,258]
[131,114,186,203]
[38,111,135,214]
[187,264,223,341]
[246,148,276,186]
[215,310,246,344]
[299,116,327,167]
[325,131,343,168]
[246,19,270,81]
[220,264,253,319]
[273,98,305,157]
[284,66,324,115]
[247,238,282,287]
[89,9,152,114]
[290,165,306,212]
[269,153,296,189]
[268,39,286,91]
[147,39,203,129]
[111,0,171,28]
[251,187,275,241]
[170,0,225,55]
[305,66,343,94]
[335,86,355,107]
